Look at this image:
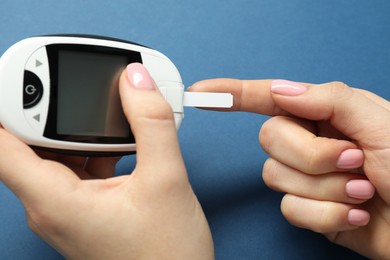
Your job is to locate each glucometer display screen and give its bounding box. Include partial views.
[45,44,142,144]
[57,50,128,137]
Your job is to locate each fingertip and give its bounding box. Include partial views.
[348,209,370,226]
[271,80,307,96]
[126,63,155,90]
[280,194,369,233]
[336,149,364,169]
[186,79,241,112]
[187,79,237,92]
[346,179,375,200]
[119,63,164,125]
[119,65,182,176]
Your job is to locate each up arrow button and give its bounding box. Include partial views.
[36,59,43,67]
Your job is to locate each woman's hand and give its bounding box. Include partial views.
[190,78,390,259]
[0,63,214,260]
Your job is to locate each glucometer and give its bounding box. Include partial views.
[0,35,232,155]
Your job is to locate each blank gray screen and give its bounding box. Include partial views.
[57,50,129,137]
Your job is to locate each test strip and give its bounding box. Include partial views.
[183,92,233,108]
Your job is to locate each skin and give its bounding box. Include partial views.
[0,64,214,260]
[189,78,390,259]
[2,65,389,259]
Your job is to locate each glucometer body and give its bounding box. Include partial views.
[0,35,232,155]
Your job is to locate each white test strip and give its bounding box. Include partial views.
[183,92,233,108]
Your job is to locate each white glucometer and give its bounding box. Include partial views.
[0,35,232,155]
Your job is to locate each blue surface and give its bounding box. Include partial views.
[1,0,390,259]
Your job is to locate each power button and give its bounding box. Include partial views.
[23,70,43,108]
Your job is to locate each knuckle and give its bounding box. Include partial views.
[133,98,175,128]
[315,203,331,233]
[314,202,347,234]
[259,123,271,153]
[329,80,349,89]
[140,98,174,121]
[262,159,280,190]
[302,138,341,175]
[26,208,57,235]
[280,195,297,223]
[26,215,40,234]
[302,147,320,174]
[280,195,332,234]
[315,203,344,233]
[326,81,353,100]
[259,117,280,154]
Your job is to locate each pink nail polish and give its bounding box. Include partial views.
[346,179,375,200]
[271,80,307,96]
[336,149,364,169]
[348,209,370,226]
[126,63,155,90]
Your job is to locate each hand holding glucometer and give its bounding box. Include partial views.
[0,35,232,155]
[0,57,216,260]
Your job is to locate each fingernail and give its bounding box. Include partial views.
[348,209,370,226]
[346,179,375,200]
[126,63,155,90]
[336,149,364,169]
[271,80,307,96]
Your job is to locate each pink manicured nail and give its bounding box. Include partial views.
[348,209,370,226]
[126,63,155,90]
[271,80,307,96]
[346,179,375,200]
[336,149,364,169]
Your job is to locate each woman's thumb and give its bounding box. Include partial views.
[119,63,187,183]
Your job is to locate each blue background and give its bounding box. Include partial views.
[1,0,389,259]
